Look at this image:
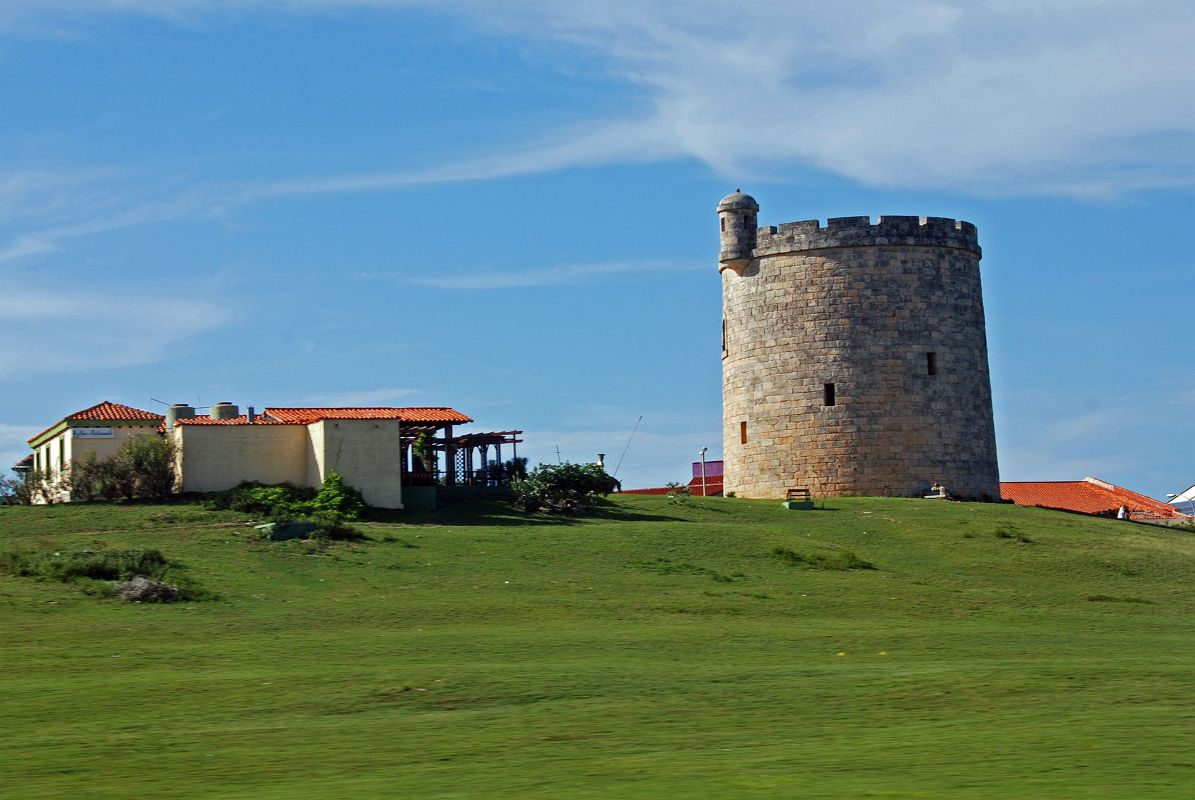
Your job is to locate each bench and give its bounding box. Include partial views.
[785,488,811,501]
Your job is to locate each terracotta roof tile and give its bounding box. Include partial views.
[1001,477,1188,520]
[624,477,724,497]
[264,407,472,424]
[68,401,162,422]
[29,401,163,444]
[173,416,291,426]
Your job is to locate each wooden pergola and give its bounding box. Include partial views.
[401,427,523,487]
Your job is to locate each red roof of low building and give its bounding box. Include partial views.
[1001,477,1188,521]
[173,416,291,426]
[623,476,724,497]
[68,401,162,422]
[264,407,472,424]
[29,401,163,444]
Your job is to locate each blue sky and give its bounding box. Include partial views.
[1,1,1192,499]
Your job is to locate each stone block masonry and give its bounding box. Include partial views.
[718,194,999,500]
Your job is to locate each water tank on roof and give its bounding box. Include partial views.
[210,402,239,420]
[165,403,196,430]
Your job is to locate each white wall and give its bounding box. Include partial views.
[174,424,308,493]
[308,419,404,509]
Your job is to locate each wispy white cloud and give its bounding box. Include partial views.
[995,387,1194,498]
[5,1,1194,200]
[0,284,237,378]
[354,259,698,289]
[0,164,223,265]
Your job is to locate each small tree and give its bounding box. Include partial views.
[412,431,436,476]
[26,468,71,504]
[70,452,125,501]
[0,472,33,505]
[115,434,176,499]
[510,462,620,513]
[309,471,367,520]
[505,457,528,481]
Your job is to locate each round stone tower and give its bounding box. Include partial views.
[719,191,1000,500]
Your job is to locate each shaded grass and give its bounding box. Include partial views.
[771,545,875,570]
[1,495,1194,798]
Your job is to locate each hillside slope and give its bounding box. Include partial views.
[2,496,1194,799]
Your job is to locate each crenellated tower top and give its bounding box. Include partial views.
[717,191,980,274]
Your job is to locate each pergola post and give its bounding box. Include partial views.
[444,424,455,486]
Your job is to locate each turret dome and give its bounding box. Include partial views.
[717,189,759,212]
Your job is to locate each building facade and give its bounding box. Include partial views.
[25,402,165,503]
[719,191,1000,499]
[22,401,478,509]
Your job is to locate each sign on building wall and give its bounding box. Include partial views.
[73,428,115,438]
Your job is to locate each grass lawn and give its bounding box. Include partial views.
[2,494,1194,799]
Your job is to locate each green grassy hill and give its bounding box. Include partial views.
[2,495,1194,799]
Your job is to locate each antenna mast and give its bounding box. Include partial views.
[612,416,643,477]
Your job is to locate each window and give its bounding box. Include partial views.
[742,214,750,228]
[926,352,937,376]
[824,383,836,406]
[721,217,726,232]
[740,421,748,444]
[59,438,65,474]
[722,318,727,357]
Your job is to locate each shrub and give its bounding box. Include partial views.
[205,473,371,547]
[0,473,33,505]
[204,482,315,517]
[33,434,178,503]
[309,471,366,520]
[114,435,176,499]
[70,452,126,501]
[510,462,620,513]
[0,547,208,600]
[772,546,875,570]
[666,482,691,505]
[309,511,366,541]
[23,469,70,504]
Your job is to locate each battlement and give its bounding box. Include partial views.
[753,215,980,258]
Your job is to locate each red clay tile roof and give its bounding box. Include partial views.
[264,407,472,424]
[29,401,163,444]
[1001,477,1188,520]
[69,401,162,422]
[173,416,291,426]
[623,476,724,497]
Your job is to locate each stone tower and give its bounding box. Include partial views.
[719,191,999,500]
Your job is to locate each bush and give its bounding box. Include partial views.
[772,546,875,570]
[0,547,208,600]
[309,511,366,541]
[22,469,70,504]
[116,435,176,499]
[206,473,366,521]
[0,473,33,505]
[39,434,178,503]
[309,471,366,519]
[510,462,620,513]
[204,482,316,517]
[666,482,692,505]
